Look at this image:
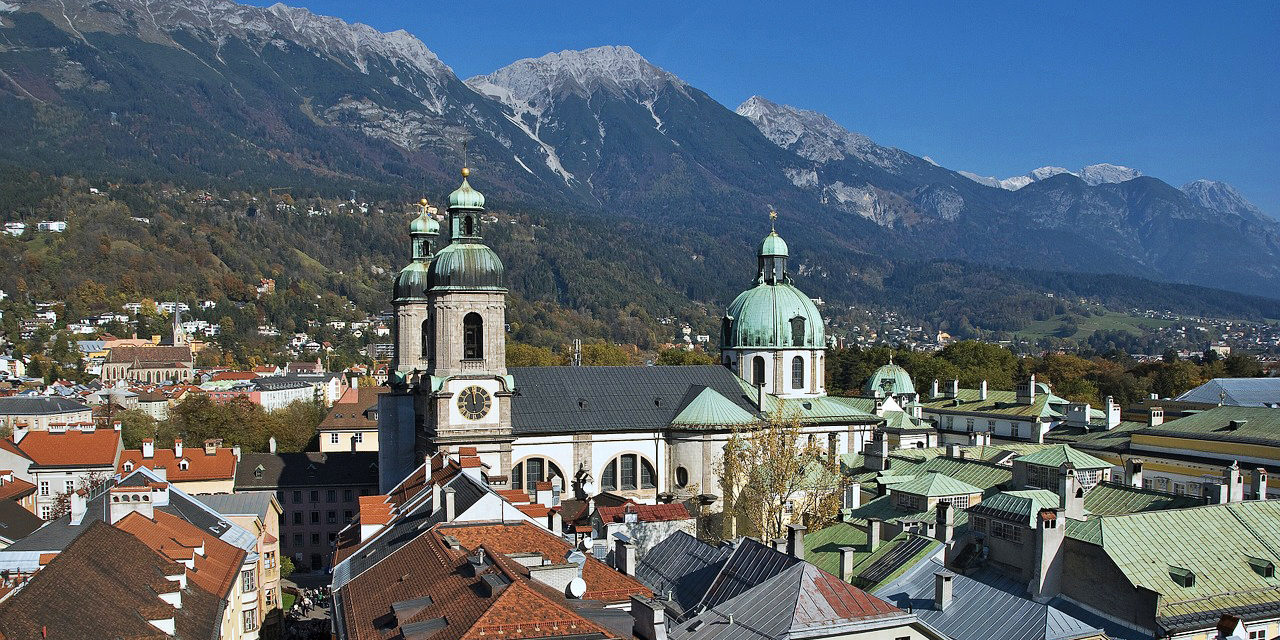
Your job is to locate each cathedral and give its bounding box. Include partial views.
[377,168,881,507]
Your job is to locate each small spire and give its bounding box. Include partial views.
[768,206,778,233]
[888,353,894,365]
[418,197,430,214]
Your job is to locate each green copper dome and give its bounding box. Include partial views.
[428,242,505,290]
[760,232,788,257]
[722,283,824,349]
[394,261,432,301]
[448,169,485,209]
[863,363,916,397]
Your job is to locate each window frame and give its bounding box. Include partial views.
[791,355,805,389]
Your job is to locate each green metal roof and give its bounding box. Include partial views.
[759,231,789,257]
[845,494,971,528]
[448,175,485,209]
[1013,444,1112,470]
[1081,482,1203,517]
[669,387,759,429]
[863,363,916,397]
[915,387,1068,419]
[804,525,939,590]
[892,471,982,498]
[971,490,1061,526]
[428,242,505,291]
[393,261,432,301]
[1066,501,1280,623]
[1137,406,1280,447]
[736,379,878,425]
[722,282,825,349]
[410,209,440,234]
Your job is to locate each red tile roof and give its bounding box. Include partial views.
[114,510,247,599]
[18,429,121,467]
[118,445,236,482]
[0,475,36,502]
[596,500,692,524]
[210,371,257,382]
[319,387,386,430]
[440,521,649,603]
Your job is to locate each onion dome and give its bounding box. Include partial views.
[448,167,485,209]
[394,262,432,301]
[760,231,788,257]
[410,198,440,234]
[863,362,916,397]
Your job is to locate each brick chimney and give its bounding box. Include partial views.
[948,379,959,398]
[443,486,457,521]
[203,438,221,455]
[108,487,154,524]
[931,379,940,399]
[70,488,88,525]
[614,535,637,575]
[1057,464,1084,520]
[979,380,988,401]
[1225,462,1244,503]
[547,506,563,534]
[934,500,954,544]
[866,518,882,552]
[1148,407,1164,427]
[1123,458,1144,488]
[1017,375,1036,405]
[1104,396,1121,430]
[863,432,889,471]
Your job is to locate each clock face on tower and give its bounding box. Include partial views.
[457,386,492,420]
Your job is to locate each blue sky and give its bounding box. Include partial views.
[249,1,1280,216]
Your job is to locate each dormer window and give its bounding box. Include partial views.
[123,461,134,472]
[1169,565,1196,588]
[1248,556,1275,578]
[179,459,189,471]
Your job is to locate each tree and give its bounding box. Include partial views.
[655,348,715,366]
[716,409,846,543]
[279,556,295,580]
[118,409,160,449]
[573,342,634,366]
[48,471,111,519]
[506,343,559,367]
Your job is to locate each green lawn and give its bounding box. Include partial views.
[282,593,296,611]
[1014,312,1176,340]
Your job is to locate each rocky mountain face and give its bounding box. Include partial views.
[1,0,1278,301]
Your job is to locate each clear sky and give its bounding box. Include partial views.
[248,0,1280,216]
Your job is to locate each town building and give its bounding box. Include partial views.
[0,395,93,434]
[318,385,384,453]
[0,499,42,549]
[194,492,286,624]
[1176,378,1280,408]
[100,314,196,383]
[118,438,239,494]
[0,468,37,513]
[916,376,1120,445]
[377,172,880,523]
[234,451,379,572]
[10,425,122,519]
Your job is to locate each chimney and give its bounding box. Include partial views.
[934,570,954,610]
[949,379,959,398]
[460,456,485,483]
[142,439,155,459]
[1057,464,1084,520]
[615,535,637,575]
[931,379,940,399]
[934,500,954,544]
[863,432,889,471]
[1105,396,1121,430]
[843,482,862,511]
[1210,482,1231,505]
[268,436,277,454]
[444,486,457,521]
[535,482,553,507]
[232,445,241,462]
[1065,403,1091,429]
[1148,407,1164,427]
[108,488,154,524]
[548,507,563,534]
[772,537,787,553]
[624,503,639,524]
[151,482,170,507]
[839,546,856,582]
[786,524,806,560]
[1225,462,1244,502]
[172,439,182,459]
[432,483,443,512]
[979,380,988,401]
[946,444,960,458]
[203,438,220,455]
[757,382,767,412]
[1123,458,1145,488]
[630,595,668,640]
[1252,468,1269,501]
[866,518,882,552]
[70,488,88,525]
[1017,375,1036,405]
[1030,508,1065,602]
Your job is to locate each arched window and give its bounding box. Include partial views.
[600,454,656,492]
[790,316,806,347]
[511,457,563,492]
[463,313,483,359]
[752,355,766,387]
[791,356,804,389]
[463,215,475,236]
[421,318,431,362]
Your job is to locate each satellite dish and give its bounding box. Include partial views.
[566,578,587,599]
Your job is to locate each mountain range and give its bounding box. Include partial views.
[1,0,1278,308]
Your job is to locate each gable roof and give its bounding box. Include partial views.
[1176,378,1280,407]
[115,510,247,599]
[119,446,236,482]
[874,558,1106,640]
[18,428,120,468]
[1135,406,1280,447]
[970,490,1062,526]
[319,386,387,431]
[1014,444,1112,470]
[916,386,1067,419]
[194,491,280,521]
[595,501,692,524]
[669,386,759,429]
[0,521,223,640]
[635,531,733,617]
[0,500,43,543]
[106,344,193,366]
[892,471,983,498]
[508,365,762,434]
[1082,482,1203,517]
[0,396,91,416]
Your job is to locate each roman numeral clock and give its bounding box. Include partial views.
[457,385,492,420]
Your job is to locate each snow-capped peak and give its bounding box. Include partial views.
[1079,163,1142,186]
[736,95,907,170]
[467,45,687,104]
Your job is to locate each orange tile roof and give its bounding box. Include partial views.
[118,446,236,482]
[18,429,120,467]
[114,510,246,599]
[210,371,257,382]
[596,501,692,524]
[439,521,648,603]
[0,476,35,502]
[0,438,30,461]
[358,495,393,526]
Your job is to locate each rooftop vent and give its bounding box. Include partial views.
[1169,565,1196,588]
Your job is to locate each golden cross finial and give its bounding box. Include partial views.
[768,206,778,232]
[418,197,430,215]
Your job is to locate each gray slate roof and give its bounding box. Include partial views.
[235,452,379,490]
[0,396,90,415]
[635,530,734,617]
[1176,378,1280,408]
[507,365,760,435]
[194,491,278,521]
[0,500,43,543]
[874,558,1105,640]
